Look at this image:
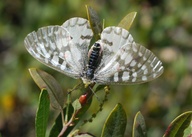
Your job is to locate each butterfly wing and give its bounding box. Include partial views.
[62,17,93,74]
[94,27,163,84]
[95,26,135,71]
[24,18,93,79]
[62,17,93,46]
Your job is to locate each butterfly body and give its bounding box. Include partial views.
[86,43,102,80]
[24,17,163,85]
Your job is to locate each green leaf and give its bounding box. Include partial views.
[132,111,147,137]
[49,113,62,137]
[36,89,50,137]
[29,68,65,110]
[86,5,102,40]
[101,103,127,137]
[118,12,137,31]
[163,111,192,137]
[72,99,82,111]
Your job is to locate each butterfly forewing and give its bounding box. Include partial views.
[100,26,135,50]
[62,17,93,46]
[24,18,93,79]
[62,17,94,73]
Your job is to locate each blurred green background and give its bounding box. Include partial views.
[0,0,192,137]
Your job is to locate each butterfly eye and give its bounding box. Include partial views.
[94,43,100,47]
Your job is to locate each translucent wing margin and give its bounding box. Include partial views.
[94,43,164,84]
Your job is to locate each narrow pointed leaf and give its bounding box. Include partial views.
[118,12,137,31]
[132,111,147,137]
[86,5,102,40]
[163,111,192,137]
[36,89,50,137]
[29,68,64,110]
[101,103,127,137]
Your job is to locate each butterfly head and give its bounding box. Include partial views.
[81,77,94,87]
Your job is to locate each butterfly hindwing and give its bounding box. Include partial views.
[95,42,163,84]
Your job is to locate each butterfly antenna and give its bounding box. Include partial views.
[68,81,84,94]
[80,85,110,127]
[88,86,101,103]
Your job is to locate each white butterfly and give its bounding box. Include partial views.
[24,17,163,85]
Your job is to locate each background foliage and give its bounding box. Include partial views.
[0,0,192,137]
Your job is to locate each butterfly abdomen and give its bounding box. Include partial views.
[86,43,102,79]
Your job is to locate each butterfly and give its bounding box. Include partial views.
[24,17,163,85]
